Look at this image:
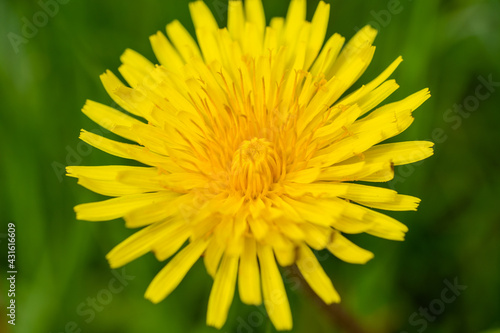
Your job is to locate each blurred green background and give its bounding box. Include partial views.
[1,0,499,332]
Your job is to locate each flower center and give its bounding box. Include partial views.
[230,138,279,198]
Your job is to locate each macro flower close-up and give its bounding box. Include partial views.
[3,0,500,332]
[67,0,433,330]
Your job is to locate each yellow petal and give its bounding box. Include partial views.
[152,222,191,261]
[116,167,163,188]
[268,194,303,223]
[124,194,187,228]
[189,1,221,64]
[333,25,377,75]
[74,192,170,221]
[66,165,143,181]
[361,207,409,240]
[100,70,144,118]
[118,49,155,88]
[282,197,337,226]
[204,238,224,278]
[362,56,403,96]
[299,223,332,250]
[145,238,208,303]
[244,0,266,36]
[276,220,305,241]
[317,161,366,181]
[310,33,344,76]
[228,0,245,41]
[207,254,239,329]
[166,20,202,63]
[357,79,400,115]
[258,244,292,330]
[311,108,415,167]
[359,162,395,182]
[241,21,263,57]
[311,127,388,167]
[320,160,395,183]
[283,0,306,45]
[226,213,247,256]
[327,29,375,83]
[356,194,421,211]
[79,130,170,167]
[296,244,340,304]
[313,104,363,143]
[81,100,142,142]
[149,31,184,72]
[353,141,435,166]
[339,183,398,203]
[127,123,171,156]
[364,88,431,122]
[195,28,222,64]
[339,56,402,107]
[284,182,348,198]
[330,203,373,234]
[268,231,296,267]
[106,219,175,268]
[213,217,233,253]
[304,1,330,69]
[158,173,209,192]
[331,216,373,234]
[189,0,219,32]
[72,176,152,197]
[191,213,222,242]
[327,230,374,264]
[248,216,269,240]
[285,167,320,183]
[67,165,165,193]
[238,237,262,305]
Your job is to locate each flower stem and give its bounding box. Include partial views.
[289,266,370,333]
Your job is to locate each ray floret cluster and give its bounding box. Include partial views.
[68,0,433,330]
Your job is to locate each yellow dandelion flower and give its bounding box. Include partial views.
[68,0,434,330]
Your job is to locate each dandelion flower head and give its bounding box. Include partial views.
[68,0,433,330]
